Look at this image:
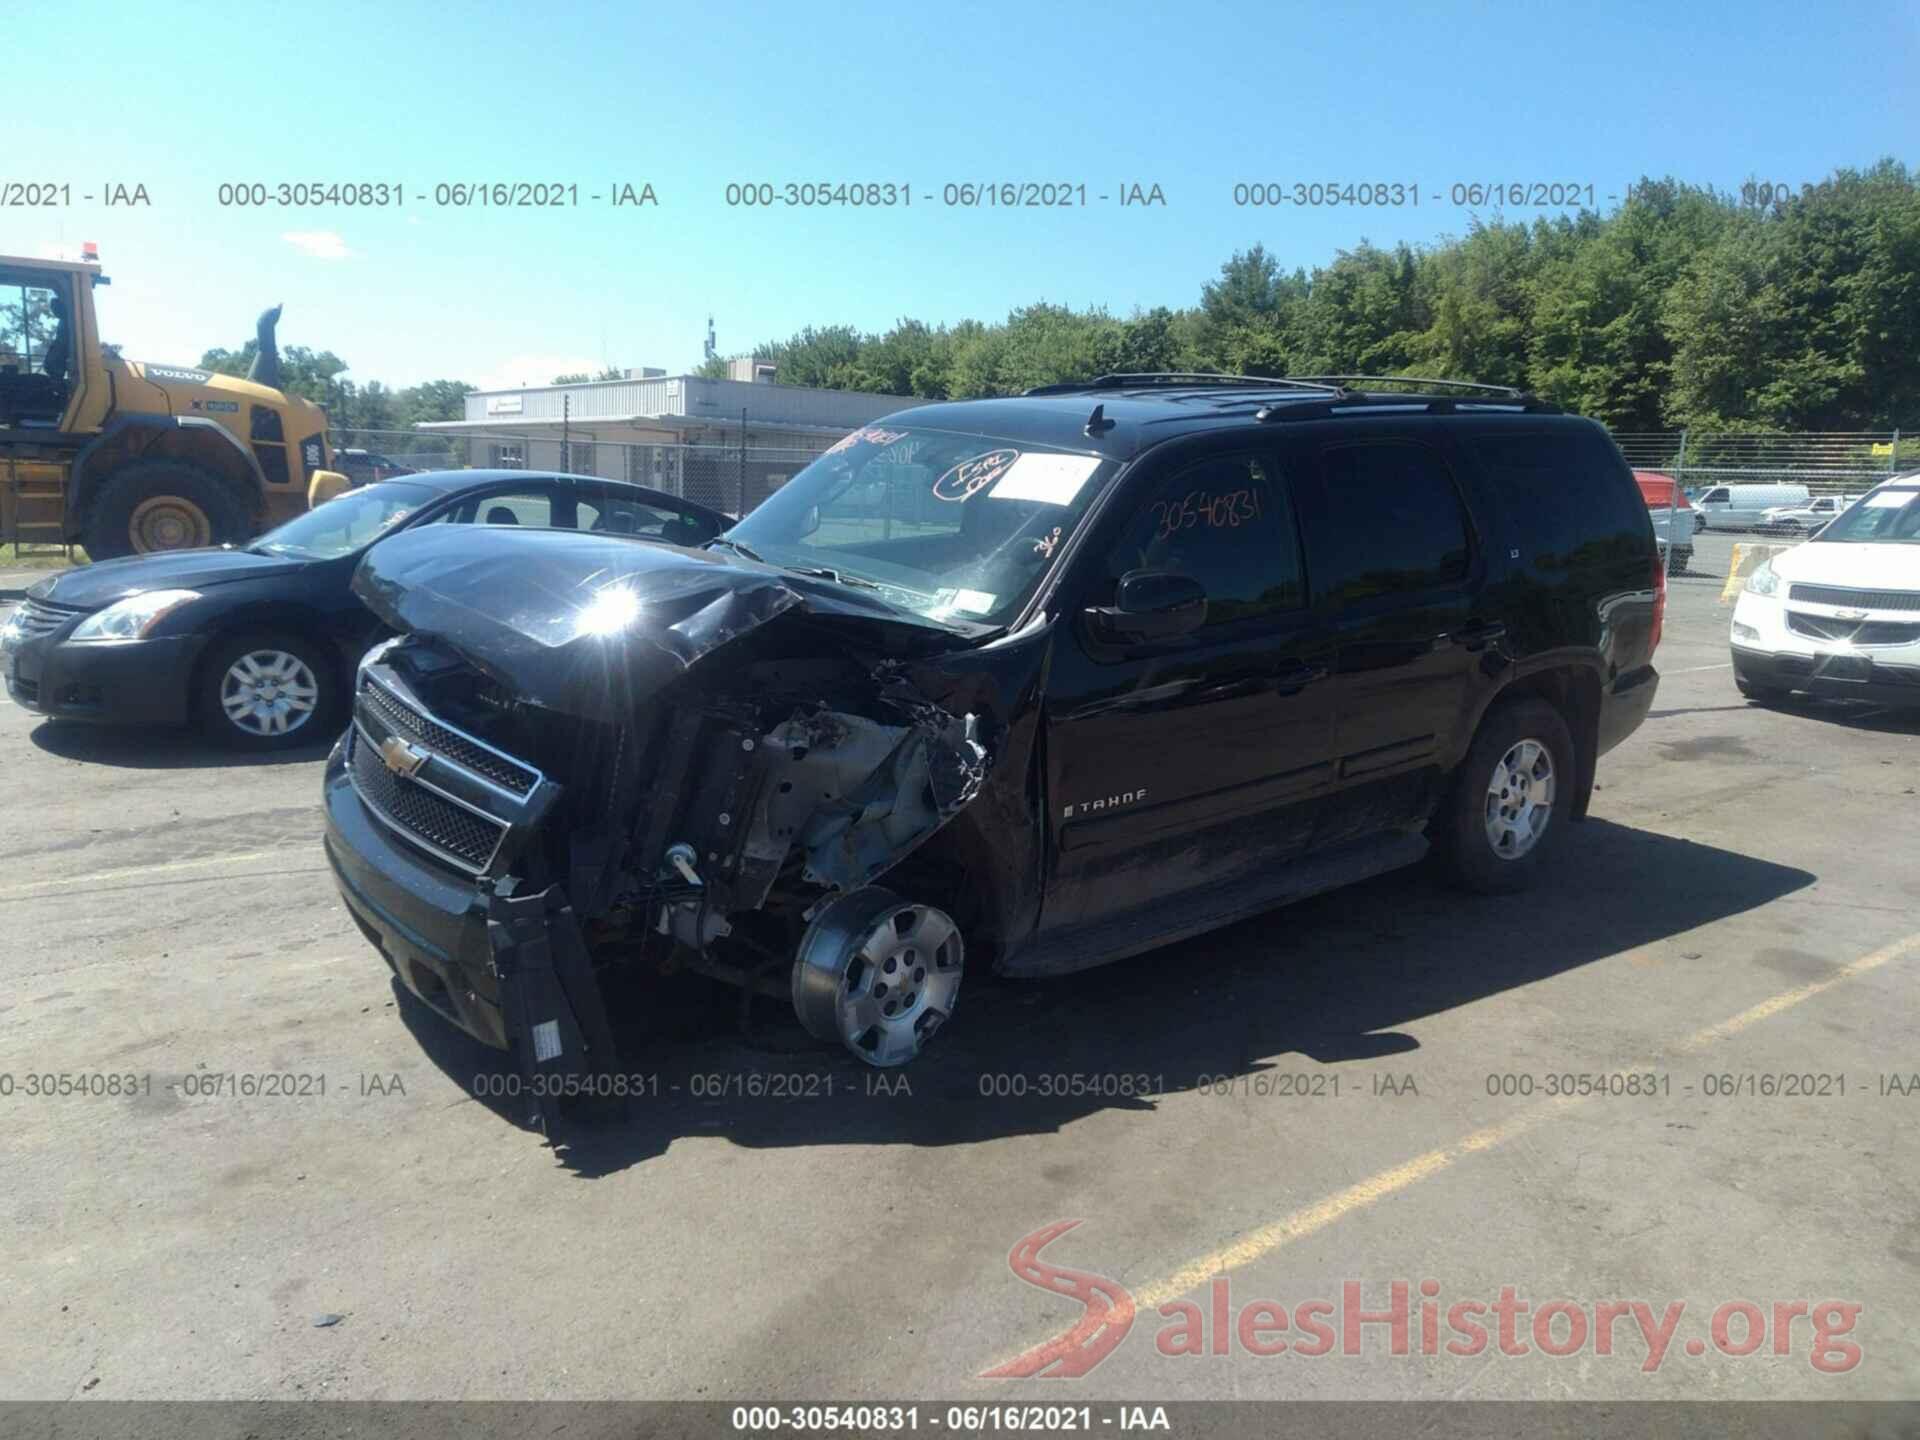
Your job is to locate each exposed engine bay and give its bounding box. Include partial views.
[334,524,1004,1108]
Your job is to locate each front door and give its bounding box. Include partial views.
[1041,444,1338,930]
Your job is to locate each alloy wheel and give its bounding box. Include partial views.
[220,649,320,738]
[1484,738,1555,860]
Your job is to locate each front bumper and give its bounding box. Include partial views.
[1730,591,1920,707]
[324,736,620,1114]
[2,629,204,726]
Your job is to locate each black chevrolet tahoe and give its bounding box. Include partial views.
[322,375,1662,1096]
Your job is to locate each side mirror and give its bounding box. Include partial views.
[1086,569,1207,644]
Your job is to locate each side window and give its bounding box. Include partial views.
[1313,443,1472,605]
[0,272,70,380]
[1469,431,1643,571]
[1103,453,1305,628]
[578,493,719,545]
[453,489,562,527]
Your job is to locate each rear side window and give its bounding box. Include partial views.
[1469,431,1643,570]
[1312,443,1472,603]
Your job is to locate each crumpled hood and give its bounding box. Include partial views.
[352,526,964,721]
[29,547,305,608]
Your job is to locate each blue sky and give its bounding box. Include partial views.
[11,0,1916,390]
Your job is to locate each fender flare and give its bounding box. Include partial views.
[70,415,267,527]
[1462,652,1609,819]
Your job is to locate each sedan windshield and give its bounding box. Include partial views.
[722,425,1117,627]
[1812,487,1920,544]
[251,481,437,559]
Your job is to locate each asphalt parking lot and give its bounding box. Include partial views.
[3,528,1917,1404]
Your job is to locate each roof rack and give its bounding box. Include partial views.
[1287,375,1539,400]
[1024,372,1356,398]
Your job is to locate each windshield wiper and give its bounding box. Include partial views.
[707,536,766,563]
[786,565,883,590]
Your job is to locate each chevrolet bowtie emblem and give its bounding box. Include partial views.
[379,734,430,778]
[1833,609,1869,622]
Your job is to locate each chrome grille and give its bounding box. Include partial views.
[11,598,86,639]
[1787,583,1920,612]
[1787,612,1920,646]
[347,726,507,873]
[359,676,538,795]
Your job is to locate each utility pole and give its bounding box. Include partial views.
[737,406,748,516]
[561,393,571,474]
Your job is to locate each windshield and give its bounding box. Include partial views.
[723,424,1117,627]
[1812,487,1920,544]
[251,480,436,559]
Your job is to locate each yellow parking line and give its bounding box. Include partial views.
[0,848,289,897]
[1678,930,1920,1053]
[1129,1098,1580,1313]
[984,926,1920,1368]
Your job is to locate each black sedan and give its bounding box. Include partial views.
[0,470,727,750]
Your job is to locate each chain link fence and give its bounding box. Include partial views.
[1613,431,1916,591]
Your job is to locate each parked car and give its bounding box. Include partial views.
[334,448,417,487]
[1635,471,1697,572]
[319,375,1663,1100]
[1757,494,1864,534]
[1731,475,1920,708]
[0,471,727,749]
[1693,482,1811,531]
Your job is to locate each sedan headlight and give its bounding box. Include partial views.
[1743,560,1781,598]
[68,589,202,642]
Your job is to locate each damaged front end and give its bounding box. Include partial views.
[322,526,995,1115]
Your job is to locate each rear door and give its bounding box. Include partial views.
[1298,436,1499,846]
[1040,442,1337,929]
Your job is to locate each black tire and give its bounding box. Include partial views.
[1735,675,1794,705]
[196,630,343,751]
[83,460,253,560]
[1673,547,1692,574]
[1435,697,1576,895]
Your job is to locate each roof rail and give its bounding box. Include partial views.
[1287,375,1537,400]
[1024,372,1356,398]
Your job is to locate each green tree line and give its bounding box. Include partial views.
[736,161,1920,433]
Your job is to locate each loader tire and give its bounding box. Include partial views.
[83,460,253,559]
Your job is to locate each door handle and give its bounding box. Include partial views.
[1272,660,1330,694]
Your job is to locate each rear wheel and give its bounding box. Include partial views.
[83,460,253,559]
[1436,697,1575,894]
[196,630,341,750]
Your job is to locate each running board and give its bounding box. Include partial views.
[1004,830,1430,977]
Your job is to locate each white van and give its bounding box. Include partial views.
[1693,483,1811,531]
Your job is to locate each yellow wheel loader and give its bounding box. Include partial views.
[0,248,345,559]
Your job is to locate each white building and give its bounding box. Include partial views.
[420,362,912,503]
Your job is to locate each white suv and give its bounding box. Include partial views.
[1731,477,1920,707]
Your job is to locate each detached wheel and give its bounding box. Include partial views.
[1437,698,1574,894]
[84,460,253,559]
[791,887,963,1067]
[197,630,340,750]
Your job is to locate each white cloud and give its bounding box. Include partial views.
[472,353,606,393]
[281,230,355,260]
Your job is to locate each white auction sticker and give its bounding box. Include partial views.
[1864,490,1917,508]
[988,452,1102,505]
